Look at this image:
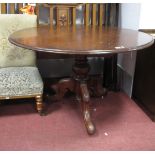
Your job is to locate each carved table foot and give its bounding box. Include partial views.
[80,82,96,135]
[88,76,108,97]
[50,78,75,101]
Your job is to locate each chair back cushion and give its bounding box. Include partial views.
[0,14,37,68]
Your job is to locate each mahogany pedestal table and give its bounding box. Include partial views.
[9,26,154,135]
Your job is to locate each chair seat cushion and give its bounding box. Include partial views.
[0,67,43,97]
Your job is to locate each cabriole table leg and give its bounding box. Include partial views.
[73,56,95,135]
[80,82,96,135]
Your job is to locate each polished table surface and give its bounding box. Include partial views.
[9,26,154,135]
[9,26,154,55]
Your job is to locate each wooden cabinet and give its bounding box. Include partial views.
[132,31,155,121]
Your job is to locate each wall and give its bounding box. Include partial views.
[139,3,155,29]
[118,3,141,97]
[119,3,141,30]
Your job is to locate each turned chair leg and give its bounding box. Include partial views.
[35,95,46,116]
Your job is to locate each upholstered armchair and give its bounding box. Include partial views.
[0,14,44,115]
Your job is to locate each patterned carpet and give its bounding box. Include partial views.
[0,92,155,150]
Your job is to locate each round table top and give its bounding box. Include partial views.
[9,26,154,56]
